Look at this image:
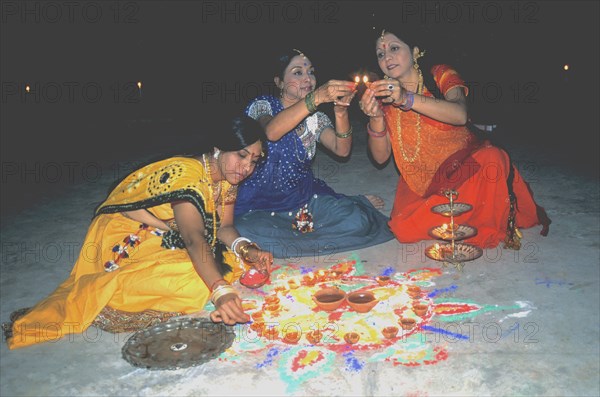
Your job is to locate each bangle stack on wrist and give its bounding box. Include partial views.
[367,122,387,138]
[394,91,415,111]
[210,283,238,305]
[334,126,353,139]
[304,91,317,114]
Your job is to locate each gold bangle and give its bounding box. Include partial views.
[239,242,261,262]
[334,126,353,138]
[166,219,179,232]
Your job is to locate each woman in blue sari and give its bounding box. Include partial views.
[234,49,393,259]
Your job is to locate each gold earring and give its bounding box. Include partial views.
[412,50,426,94]
[413,49,426,70]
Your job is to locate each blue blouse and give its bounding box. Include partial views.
[234,95,340,215]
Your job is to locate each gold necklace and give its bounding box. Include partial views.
[396,111,421,163]
[396,72,424,163]
[202,154,225,247]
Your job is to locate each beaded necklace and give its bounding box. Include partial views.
[202,154,225,246]
[396,73,424,163]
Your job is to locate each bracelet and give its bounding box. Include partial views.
[210,278,227,292]
[367,122,387,138]
[210,283,237,305]
[395,91,415,111]
[304,91,317,114]
[231,237,251,258]
[334,126,353,139]
[239,242,261,262]
[166,219,179,232]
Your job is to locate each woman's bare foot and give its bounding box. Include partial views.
[365,194,385,210]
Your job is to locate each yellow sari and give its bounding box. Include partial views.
[9,157,243,349]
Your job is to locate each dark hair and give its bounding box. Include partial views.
[374,31,441,98]
[213,115,266,152]
[273,49,308,79]
[100,114,266,204]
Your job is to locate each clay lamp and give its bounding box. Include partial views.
[375,276,391,286]
[344,332,360,344]
[283,330,301,344]
[287,279,300,289]
[382,326,399,339]
[305,330,323,344]
[412,303,428,317]
[399,317,416,330]
[312,287,346,312]
[406,285,422,299]
[346,291,378,313]
[263,326,278,340]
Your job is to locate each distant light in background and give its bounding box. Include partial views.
[563,64,569,71]
[25,85,30,93]
[137,81,142,97]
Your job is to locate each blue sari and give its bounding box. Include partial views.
[234,95,393,259]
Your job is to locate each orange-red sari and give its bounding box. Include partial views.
[384,65,549,248]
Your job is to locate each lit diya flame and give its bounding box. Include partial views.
[137,81,142,89]
[25,85,30,93]
[353,75,370,84]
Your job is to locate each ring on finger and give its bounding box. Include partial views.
[387,84,394,90]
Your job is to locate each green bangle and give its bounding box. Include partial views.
[304,91,317,114]
[334,126,353,139]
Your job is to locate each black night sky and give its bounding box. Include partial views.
[1,0,599,213]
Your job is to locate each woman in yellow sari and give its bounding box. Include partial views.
[7,115,272,349]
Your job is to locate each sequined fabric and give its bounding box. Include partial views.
[235,95,338,214]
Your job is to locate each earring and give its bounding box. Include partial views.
[413,49,426,70]
[213,149,220,159]
[413,50,425,94]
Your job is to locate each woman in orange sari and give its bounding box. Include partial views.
[359,31,550,248]
[7,115,273,349]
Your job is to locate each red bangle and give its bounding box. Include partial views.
[367,122,387,138]
[210,278,227,292]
